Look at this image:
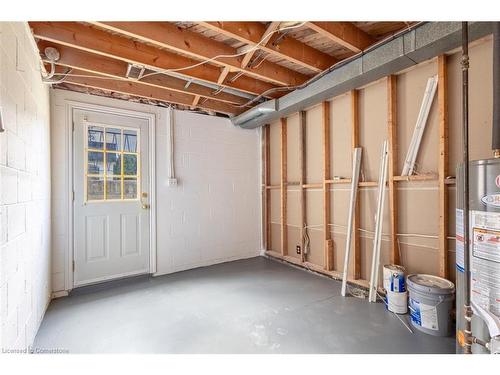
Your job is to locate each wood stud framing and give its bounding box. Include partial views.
[350,90,361,279]
[322,101,333,270]
[387,75,400,265]
[299,111,307,263]
[438,55,449,279]
[32,20,453,284]
[264,64,455,285]
[262,125,271,251]
[280,118,288,256]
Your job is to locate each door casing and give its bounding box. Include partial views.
[64,100,157,291]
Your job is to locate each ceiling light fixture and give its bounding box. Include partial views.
[126,63,146,80]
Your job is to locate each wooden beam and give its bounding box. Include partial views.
[91,21,309,87]
[303,183,322,189]
[393,173,437,182]
[199,22,337,73]
[262,124,271,251]
[438,54,449,279]
[241,22,280,69]
[58,67,241,115]
[280,118,288,256]
[37,41,249,107]
[299,111,307,262]
[387,75,400,265]
[29,21,281,98]
[306,22,375,53]
[261,126,266,250]
[265,250,373,291]
[265,125,272,250]
[322,101,333,270]
[217,66,231,85]
[191,95,201,108]
[351,90,361,279]
[359,181,378,187]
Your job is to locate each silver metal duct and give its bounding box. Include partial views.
[232,22,493,129]
[231,99,277,127]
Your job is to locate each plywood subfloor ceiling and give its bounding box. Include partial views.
[29,21,415,117]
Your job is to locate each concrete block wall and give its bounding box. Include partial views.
[0,22,51,351]
[50,89,261,292]
[155,110,261,274]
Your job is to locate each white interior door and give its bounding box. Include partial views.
[73,109,150,287]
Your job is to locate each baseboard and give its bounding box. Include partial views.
[51,290,69,299]
[153,252,260,277]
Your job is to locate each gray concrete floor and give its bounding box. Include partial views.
[34,257,455,353]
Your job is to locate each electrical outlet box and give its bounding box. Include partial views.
[296,245,301,254]
[167,178,178,186]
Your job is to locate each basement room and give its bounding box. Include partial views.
[0,1,499,372]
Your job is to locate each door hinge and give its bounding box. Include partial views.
[72,260,75,272]
[72,121,75,132]
[72,190,75,201]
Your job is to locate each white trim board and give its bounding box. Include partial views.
[401,75,438,176]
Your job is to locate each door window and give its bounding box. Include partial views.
[85,123,140,202]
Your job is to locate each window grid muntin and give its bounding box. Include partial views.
[84,122,140,202]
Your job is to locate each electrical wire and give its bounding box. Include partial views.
[42,22,308,102]
[376,290,414,334]
[250,53,272,70]
[303,222,310,256]
[235,21,424,108]
[138,22,307,80]
[346,284,368,299]
[49,72,133,81]
[41,21,423,113]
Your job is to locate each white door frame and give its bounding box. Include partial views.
[64,100,157,291]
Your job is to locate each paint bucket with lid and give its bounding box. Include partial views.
[407,274,455,336]
[386,290,408,314]
[383,264,406,292]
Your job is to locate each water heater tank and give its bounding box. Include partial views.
[456,158,500,353]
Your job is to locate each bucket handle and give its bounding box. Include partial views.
[410,295,448,312]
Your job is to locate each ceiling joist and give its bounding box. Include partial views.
[37,41,249,107]
[29,22,281,98]
[199,22,337,73]
[240,21,280,69]
[28,21,413,117]
[90,21,309,87]
[53,66,242,115]
[305,22,375,53]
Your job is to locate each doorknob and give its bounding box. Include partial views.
[141,192,150,209]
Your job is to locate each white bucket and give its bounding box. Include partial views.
[383,264,406,292]
[386,290,408,314]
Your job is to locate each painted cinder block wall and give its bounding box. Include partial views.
[0,22,51,350]
[50,89,261,293]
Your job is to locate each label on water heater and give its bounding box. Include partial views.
[481,193,500,208]
[471,210,500,318]
[409,298,439,331]
[456,209,465,272]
